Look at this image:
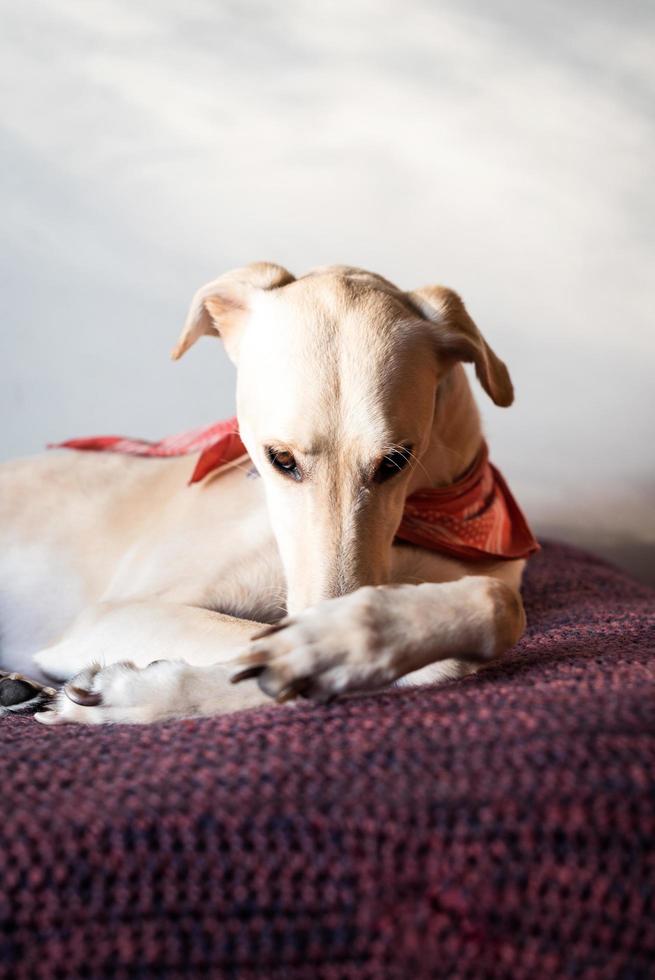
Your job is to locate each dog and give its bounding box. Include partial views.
[0,263,536,725]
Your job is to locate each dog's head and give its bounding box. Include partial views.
[173,263,513,613]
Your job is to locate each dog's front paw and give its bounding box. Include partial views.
[231,586,407,702]
[34,660,189,726]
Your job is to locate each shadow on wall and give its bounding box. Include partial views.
[537,526,655,588]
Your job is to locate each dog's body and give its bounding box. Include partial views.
[0,264,530,724]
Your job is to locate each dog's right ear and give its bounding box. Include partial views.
[172,262,295,363]
[408,284,514,407]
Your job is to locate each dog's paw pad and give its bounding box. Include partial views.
[0,674,57,717]
[0,677,39,707]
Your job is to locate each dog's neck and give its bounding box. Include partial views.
[408,365,483,492]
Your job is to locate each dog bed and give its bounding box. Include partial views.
[1,541,653,979]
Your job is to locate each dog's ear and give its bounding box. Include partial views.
[172,262,295,363]
[408,285,513,407]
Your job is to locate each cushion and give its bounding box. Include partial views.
[1,541,654,979]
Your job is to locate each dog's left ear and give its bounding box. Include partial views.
[172,262,295,363]
[408,285,514,407]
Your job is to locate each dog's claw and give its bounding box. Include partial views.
[230,665,265,684]
[250,620,289,640]
[275,684,300,703]
[65,685,102,707]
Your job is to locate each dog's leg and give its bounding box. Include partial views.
[33,601,271,680]
[229,576,525,701]
[33,602,273,725]
[36,577,524,725]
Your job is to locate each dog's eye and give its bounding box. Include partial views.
[373,447,412,484]
[266,447,302,482]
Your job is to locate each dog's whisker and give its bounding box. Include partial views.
[404,448,432,484]
[425,436,470,475]
[379,443,431,484]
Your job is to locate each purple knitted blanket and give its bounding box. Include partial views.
[1,541,654,979]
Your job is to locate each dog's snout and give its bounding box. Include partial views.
[276,464,399,615]
[286,552,390,614]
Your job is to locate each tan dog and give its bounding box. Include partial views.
[0,263,528,724]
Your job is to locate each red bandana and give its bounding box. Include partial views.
[53,419,539,562]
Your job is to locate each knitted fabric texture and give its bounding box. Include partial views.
[1,541,654,979]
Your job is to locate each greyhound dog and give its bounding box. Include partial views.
[0,263,535,725]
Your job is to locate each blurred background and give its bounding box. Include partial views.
[1,0,653,582]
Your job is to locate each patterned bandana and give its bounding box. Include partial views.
[53,418,539,562]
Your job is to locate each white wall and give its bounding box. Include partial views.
[2,0,653,574]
